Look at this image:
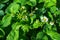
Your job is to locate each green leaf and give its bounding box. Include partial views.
[38,0,44,3]
[12,22,21,30]
[0,28,5,38]
[36,32,44,40]
[33,19,42,28]
[3,0,9,3]
[44,23,60,40]
[47,31,60,40]
[0,0,9,3]
[44,0,50,3]
[42,35,48,40]
[31,36,36,40]
[43,23,52,32]
[21,15,29,22]
[54,10,60,15]
[44,0,56,7]
[45,2,55,7]
[1,14,13,27]
[5,3,20,14]
[21,25,31,32]
[14,0,28,5]
[40,8,46,14]
[30,14,36,24]
[52,0,56,3]
[52,25,57,31]
[13,0,20,2]
[44,0,56,3]
[0,10,4,16]
[56,18,60,26]
[6,30,19,40]
[27,0,36,6]
[50,6,57,13]
[48,12,53,20]
[6,22,21,40]
[0,4,5,9]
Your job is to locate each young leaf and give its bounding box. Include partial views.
[21,25,31,32]
[33,19,42,28]
[30,14,36,24]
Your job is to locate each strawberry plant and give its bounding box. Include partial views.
[0,0,60,40]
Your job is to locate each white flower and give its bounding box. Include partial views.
[20,39,23,40]
[56,7,59,10]
[35,7,38,10]
[21,6,25,9]
[54,39,56,40]
[40,16,48,22]
[50,21,54,25]
[22,15,28,21]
